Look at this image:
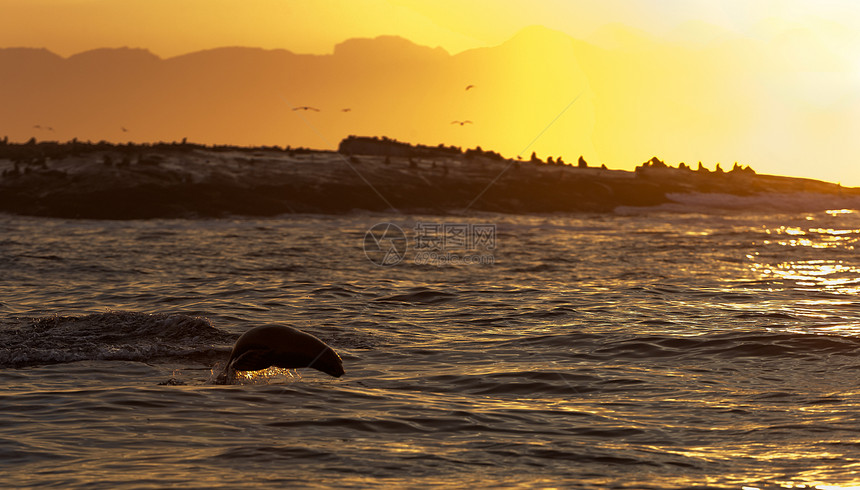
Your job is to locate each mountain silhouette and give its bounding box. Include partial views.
[0,28,599,162]
[0,25,853,182]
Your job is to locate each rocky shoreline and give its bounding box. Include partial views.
[0,138,855,219]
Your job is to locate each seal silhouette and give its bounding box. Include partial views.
[216,325,344,384]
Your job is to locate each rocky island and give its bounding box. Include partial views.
[0,136,856,219]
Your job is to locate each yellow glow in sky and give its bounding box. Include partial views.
[2,0,860,185]
[6,0,858,58]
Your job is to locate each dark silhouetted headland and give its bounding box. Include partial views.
[0,136,855,219]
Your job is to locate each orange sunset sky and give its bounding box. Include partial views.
[2,0,860,185]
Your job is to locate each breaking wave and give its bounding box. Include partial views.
[0,311,234,368]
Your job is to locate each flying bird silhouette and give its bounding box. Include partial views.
[292,106,320,112]
[451,120,473,126]
[121,126,129,132]
[465,85,475,91]
[341,108,352,112]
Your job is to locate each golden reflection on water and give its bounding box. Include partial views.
[237,367,300,384]
[751,260,860,291]
[208,366,300,385]
[759,211,859,251]
[750,211,860,296]
[735,211,860,489]
[761,226,856,249]
[613,439,860,489]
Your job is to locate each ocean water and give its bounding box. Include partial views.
[3,207,860,489]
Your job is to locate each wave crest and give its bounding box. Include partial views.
[0,311,234,368]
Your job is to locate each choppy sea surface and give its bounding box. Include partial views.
[3,205,860,489]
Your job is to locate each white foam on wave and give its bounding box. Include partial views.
[616,192,860,215]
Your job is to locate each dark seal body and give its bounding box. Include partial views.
[216,325,344,384]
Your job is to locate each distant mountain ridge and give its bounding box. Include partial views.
[1,25,856,185]
[0,35,529,149]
